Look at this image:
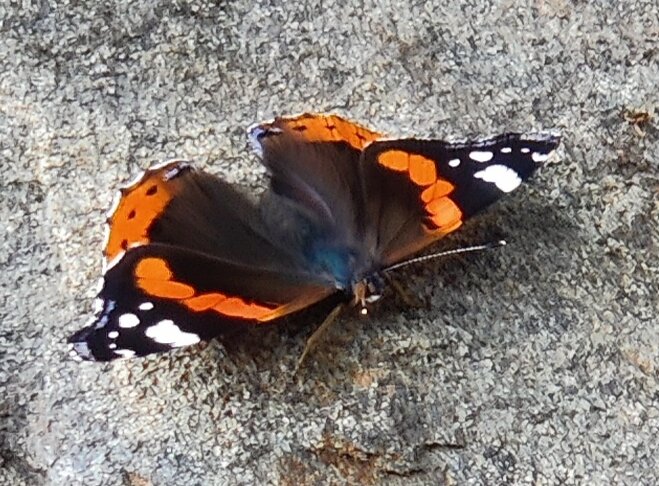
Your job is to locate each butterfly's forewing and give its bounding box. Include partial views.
[359,133,561,265]
[249,114,385,256]
[69,162,335,361]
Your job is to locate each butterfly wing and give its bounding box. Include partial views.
[358,133,561,265]
[69,161,335,361]
[249,115,560,273]
[248,114,384,265]
[249,112,382,154]
[251,114,522,297]
[103,160,307,270]
[69,244,333,361]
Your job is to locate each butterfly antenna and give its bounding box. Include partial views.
[383,240,507,273]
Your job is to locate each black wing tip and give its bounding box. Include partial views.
[370,130,562,152]
[470,131,561,149]
[67,326,111,362]
[66,340,96,362]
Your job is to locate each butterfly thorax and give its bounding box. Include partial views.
[352,273,385,313]
[306,239,385,313]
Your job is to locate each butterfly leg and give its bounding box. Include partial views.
[294,303,345,374]
[384,273,425,308]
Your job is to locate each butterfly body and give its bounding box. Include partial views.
[68,114,559,361]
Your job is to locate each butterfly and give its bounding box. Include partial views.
[68,113,560,361]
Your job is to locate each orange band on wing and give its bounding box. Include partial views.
[420,179,454,203]
[214,298,274,319]
[378,150,409,171]
[426,198,463,230]
[275,114,382,151]
[105,163,186,263]
[135,257,172,280]
[408,155,437,186]
[183,293,226,311]
[378,149,464,234]
[134,257,275,320]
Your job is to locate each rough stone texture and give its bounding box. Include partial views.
[1,1,657,484]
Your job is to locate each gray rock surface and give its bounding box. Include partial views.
[1,1,657,484]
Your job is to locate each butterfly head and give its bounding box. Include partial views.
[352,273,385,315]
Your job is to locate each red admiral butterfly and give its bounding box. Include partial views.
[68,114,559,361]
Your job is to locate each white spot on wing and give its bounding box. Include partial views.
[532,152,549,162]
[108,331,119,339]
[469,150,494,163]
[139,302,154,311]
[448,158,460,167]
[109,343,117,349]
[118,313,140,328]
[145,319,201,347]
[163,162,190,181]
[474,165,522,193]
[501,147,512,153]
[521,147,530,153]
[114,349,136,358]
[118,160,189,191]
